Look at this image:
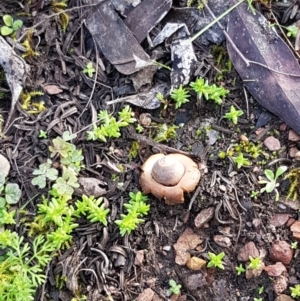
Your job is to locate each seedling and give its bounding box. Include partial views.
[253,298,262,301]
[0,173,22,207]
[248,256,262,270]
[207,251,225,270]
[168,279,182,295]
[235,263,246,275]
[83,62,95,77]
[0,14,23,36]
[224,105,243,125]
[286,25,298,38]
[250,190,259,199]
[87,106,136,142]
[170,85,190,108]
[115,191,150,236]
[154,123,178,143]
[258,286,264,295]
[39,130,48,139]
[291,242,298,249]
[190,77,229,105]
[290,284,300,298]
[233,152,250,169]
[259,166,288,201]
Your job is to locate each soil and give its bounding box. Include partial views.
[1,1,300,301]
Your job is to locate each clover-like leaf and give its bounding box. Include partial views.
[5,183,21,204]
[31,175,47,189]
[62,131,77,141]
[12,19,23,31]
[3,15,13,27]
[0,26,13,36]
[0,197,6,208]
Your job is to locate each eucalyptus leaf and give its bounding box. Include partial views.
[5,183,21,204]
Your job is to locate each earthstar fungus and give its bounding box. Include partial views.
[140,153,201,205]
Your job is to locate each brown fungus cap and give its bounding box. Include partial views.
[140,153,201,205]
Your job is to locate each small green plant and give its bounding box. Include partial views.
[115,191,150,236]
[0,14,23,36]
[258,286,264,295]
[0,173,22,208]
[248,256,261,270]
[170,85,190,108]
[250,190,260,200]
[87,106,136,142]
[74,195,110,225]
[259,166,287,201]
[286,25,298,37]
[168,279,182,295]
[38,129,48,139]
[233,152,251,169]
[291,241,298,249]
[290,284,300,298]
[153,123,178,143]
[190,77,229,105]
[207,252,225,270]
[235,263,246,275]
[253,298,263,301]
[83,62,95,77]
[224,105,243,125]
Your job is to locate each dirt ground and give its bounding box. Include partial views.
[1,1,300,301]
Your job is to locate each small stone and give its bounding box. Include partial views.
[43,84,63,95]
[194,207,215,228]
[275,295,295,301]
[289,147,299,158]
[240,134,248,142]
[270,214,290,227]
[264,262,287,277]
[274,276,289,296]
[291,220,300,240]
[237,242,259,262]
[213,235,231,248]
[0,154,10,178]
[219,185,227,192]
[270,241,293,265]
[263,136,281,151]
[288,129,300,142]
[295,151,300,161]
[134,250,145,266]
[280,123,287,131]
[252,218,261,228]
[281,199,300,211]
[136,288,155,301]
[139,113,152,127]
[163,245,171,252]
[186,257,206,271]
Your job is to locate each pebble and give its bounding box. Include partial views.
[136,288,155,301]
[288,130,300,142]
[270,241,293,265]
[237,242,259,262]
[264,262,287,277]
[213,235,231,248]
[263,136,281,151]
[194,207,215,228]
[270,214,290,227]
[186,257,206,271]
[275,295,295,301]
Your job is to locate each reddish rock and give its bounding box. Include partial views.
[270,214,290,227]
[137,288,155,301]
[263,136,281,151]
[270,241,293,265]
[213,235,231,248]
[274,276,288,295]
[275,294,295,301]
[237,242,259,262]
[264,262,287,277]
[288,130,300,142]
[194,207,215,228]
[291,220,300,240]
